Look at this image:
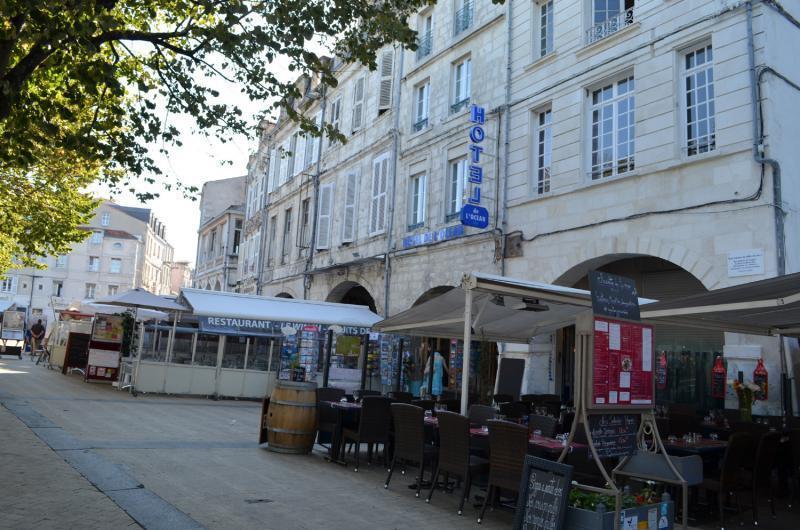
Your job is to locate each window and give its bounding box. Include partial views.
[586,0,635,45]
[101,212,110,226]
[88,256,100,272]
[55,255,67,268]
[413,82,430,132]
[233,220,242,254]
[684,43,715,156]
[328,98,342,146]
[110,258,122,274]
[352,77,365,131]
[112,242,123,250]
[85,283,96,299]
[452,57,472,113]
[454,0,474,35]
[108,285,118,296]
[369,154,389,235]
[342,172,358,243]
[447,158,467,219]
[378,49,394,114]
[279,141,290,183]
[0,276,17,293]
[408,173,427,228]
[298,199,311,257]
[589,74,635,180]
[208,230,217,257]
[316,183,334,249]
[267,216,277,266]
[537,1,554,58]
[281,208,292,264]
[417,14,433,60]
[303,130,315,168]
[90,230,103,245]
[289,132,300,176]
[269,148,279,191]
[52,281,63,297]
[535,108,553,194]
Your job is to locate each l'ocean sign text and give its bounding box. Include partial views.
[461,104,490,229]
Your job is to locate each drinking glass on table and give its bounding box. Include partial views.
[424,409,433,420]
[533,429,543,437]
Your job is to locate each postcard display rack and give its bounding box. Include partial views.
[556,272,687,530]
[85,313,125,382]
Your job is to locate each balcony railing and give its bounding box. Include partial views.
[413,117,428,132]
[451,97,470,114]
[416,31,432,60]
[454,2,473,35]
[585,7,634,45]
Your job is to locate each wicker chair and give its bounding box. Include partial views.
[498,401,529,420]
[438,399,461,413]
[426,411,489,514]
[702,432,754,528]
[340,396,392,472]
[478,420,529,524]
[317,386,346,403]
[751,432,781,524]
[411,399,435,412]
[316,387,346,448]
[385,404,438,497]
[387,391,413,403]
[528,414,558,438]
[468,404,497,427]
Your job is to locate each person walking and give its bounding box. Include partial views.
[29,319,45,354]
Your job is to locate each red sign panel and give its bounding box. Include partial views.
[591,317,654,408]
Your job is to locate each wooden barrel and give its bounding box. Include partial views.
[267,380,317,454]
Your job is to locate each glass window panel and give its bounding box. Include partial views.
[223,336,247,369]
[170,332,194,365]
[194,334,219,367]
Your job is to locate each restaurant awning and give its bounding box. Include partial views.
[640,272,800,337]
[177,288,382,329]
[94,288,188,312]
[374,272,653,343]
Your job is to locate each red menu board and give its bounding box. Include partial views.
[590,317,654,408]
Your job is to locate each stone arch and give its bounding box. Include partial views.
[326,280,377,313]
[412,285,455,307]
[275,292,294,299]
[540,235,721,290]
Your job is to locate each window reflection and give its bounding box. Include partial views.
[194,334,219,367]
[223,336,247,369]
[247,337,281,371]
[170,331,194,365]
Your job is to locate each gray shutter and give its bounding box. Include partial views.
[316,184,334,249]
[377,157,388,232]
[342,172,358,242]
[379,49,394,110]
[352,78,364,130]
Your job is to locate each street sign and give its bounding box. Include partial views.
[460,204,489,229]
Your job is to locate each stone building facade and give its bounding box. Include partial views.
[239,0,799,411]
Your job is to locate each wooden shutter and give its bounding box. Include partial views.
[352,77,364,130]
[378,49,395,111]
[370,155,388,234]
[342,172,358,242]
[316,183,334,249]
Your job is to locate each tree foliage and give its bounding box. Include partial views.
[0,0,445,272]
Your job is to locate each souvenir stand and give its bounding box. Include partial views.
[47,310,94,372]
[84,313,126,383]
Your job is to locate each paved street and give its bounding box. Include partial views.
[0,357,512,529]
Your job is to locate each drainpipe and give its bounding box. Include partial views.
[747,1,785,276]
[304,81,329,299]
[500,0,513,278]
[384,45,405,318]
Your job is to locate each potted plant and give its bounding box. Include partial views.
[564,485,673,530]
[730,378,760,422]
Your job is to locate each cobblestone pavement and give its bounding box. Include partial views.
[0,357,514,529]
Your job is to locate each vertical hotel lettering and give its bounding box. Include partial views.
[460,104,490,229]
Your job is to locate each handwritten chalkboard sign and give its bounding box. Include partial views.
[589,271,640,321]
[588,413,640,458]
[513,456,573,530]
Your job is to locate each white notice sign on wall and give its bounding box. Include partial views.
[727,249,765,277]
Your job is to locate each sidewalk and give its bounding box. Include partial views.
[0,406,137,530]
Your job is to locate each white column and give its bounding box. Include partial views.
[460,289,473,415]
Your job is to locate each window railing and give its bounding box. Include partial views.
[413,117,428,132]
[454,1,474,35]
[585,7,634,45]
[416,31,432,60]
[451,97,470,114]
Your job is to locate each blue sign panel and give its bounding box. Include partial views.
[402,224,465,249]
[460,204,490,229]
[199,316,369,337]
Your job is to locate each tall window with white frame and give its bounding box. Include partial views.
[446,157,467,221]
[281,208,292,264]
[684,43,715,156]
[328,98,342,146]
[535,108,552,194]
[537,1,554,58]
[454,0,473,35]
[589,74,635,180]
[85,283,96,299]
[408,173,427,229]
[352,77,365,132]
[110,258,122,273]
[101,212,110,226]
[413,81,429,132]
[233,220,242,254]
[298,198,311,257]
[452,57,471,113]
[108,285,118,296]
[267,216,277,266]
[417,13,433,60]
[88,256,100,272]
[586,0,635,45]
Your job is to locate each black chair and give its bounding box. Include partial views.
[426,411,488,514]
[385,404,438,497]
[468,404,496,427]
[498,401,528,420]
[478,420,529,524]
[492,393,513,405]
[529,414,557,438]
[354,389,381,401]
[519,393,538,404]
[751,431,781,524]
[438,399,461,413]
[387,391,413,403]
[411,399,434,412]
[702,432,754,528]
[340,396,392,472]
[316,387,346,448]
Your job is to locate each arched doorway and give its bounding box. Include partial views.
[275,292,293,299]
[326,281,377,313]
[554,255,722,411]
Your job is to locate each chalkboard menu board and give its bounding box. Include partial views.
[589,271,640,321]
[588,413,640,458]
[513,456,573,530]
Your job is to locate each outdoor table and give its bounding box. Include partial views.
[323,401,362,465]
[663,438,728,455]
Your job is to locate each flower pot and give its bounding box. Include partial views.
[564,498,674,530]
